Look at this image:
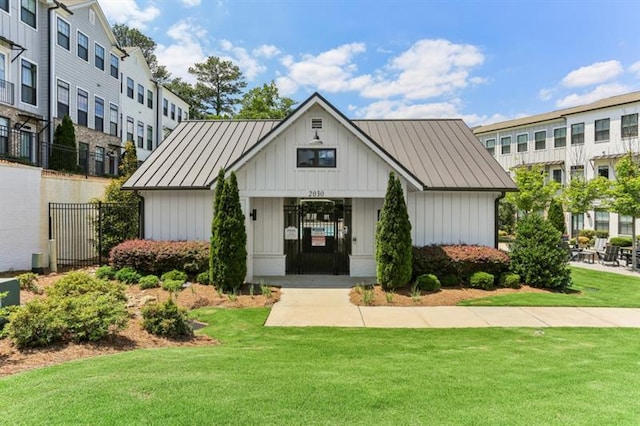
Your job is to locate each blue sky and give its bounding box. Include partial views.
[100,0,640,125]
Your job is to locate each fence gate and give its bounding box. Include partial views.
[49,202,141,268]
[284,201,351,275]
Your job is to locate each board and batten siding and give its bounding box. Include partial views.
[236,106,402,198]
[140,190,212,241]
[251,198,285,276]
[407,191,497,247]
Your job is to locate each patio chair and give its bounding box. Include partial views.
[599,245,620,266]
[593,237,608,259]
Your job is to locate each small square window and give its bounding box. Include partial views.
[297,148,336,168]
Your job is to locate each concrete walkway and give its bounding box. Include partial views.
[264,273,640,328]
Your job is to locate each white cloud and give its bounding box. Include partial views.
[100,0,160,29]
[561,60,623,88]
[276,43,371,96]
[538,88,554,101]
[218,40,266,80]
[253,45,281,59]
[629,61,640,78]
[181,0,201,7]
[155,19,207,82]
[556,83,630,108]
[360,39,484,100]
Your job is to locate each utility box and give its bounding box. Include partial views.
[32,253,46,274]
[0,278,20,307]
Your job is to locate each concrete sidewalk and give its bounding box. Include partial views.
[265,287,640,328]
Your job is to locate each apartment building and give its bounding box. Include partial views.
[120,46,188,162]
[473,91,640,238]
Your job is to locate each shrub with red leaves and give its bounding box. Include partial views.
[412,245,509,285]
[110,240,209,276]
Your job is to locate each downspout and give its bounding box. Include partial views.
[495,192,506,249]
[154,81,160,149]
[134,190,145,239]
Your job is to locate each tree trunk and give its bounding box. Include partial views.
[632,218,637,272]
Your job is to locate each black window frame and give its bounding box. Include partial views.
[500,136,511,155]
[137,121,144,148]
[594,210,609,232]
[178,107,182,123]
[78,142,89,173]
[551,169,562,184]
[126,117,134,142]
[95,96,104,132]
[516,133,528,153]
[95,146,105,176]
[296,148,337,168]
[109,54,119,78]
[554,127,566,148]
[621,113,638,138]
[109,103,118,136]
[163,99,168,116]
[170,103,175,120]
[0,0,8,13]
[571,123,584,145]
[57,17,70,50]
[77,31,89,61]
[147,89,153,108]
[485,138,495,156]
[21,0,36,29]
[594,118,610,142]
[534,130,546,150]
[146,125,153,150]
[56,79,69,118]
[137,84,144,104]
[20,59,36,105]
[94,43,105,71]
[597,165,609,180]
[126,77,134,99]
[77,88,88,126]
[619,215,633,236]
[0,116,9,155]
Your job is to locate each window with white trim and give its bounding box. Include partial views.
[77,32,89,61]
[147,90,153,108]
[77,89,88,126]
[126,77,134,99]
[571,123,584,145]
[110,54,119,78]
[21,59,36,105]
[109,104,118,136]
[621,113,638,138]
[597,165,609,180]
[95,97,104,132]
[137,84,144,104]
[137,121,144,148]
[146,125,153,150]
[485,139,495,156]
[170,103,175,120]
[500,136,511,155]
[94,43,105,70]
[594,118,609,142]
[57,18,70,50]
[517,133,528,153]
[534,131,546,150]
[57,80,69,117]
[554,127,566,148]
[126,117,134,142]
[594,210,609,232]
[21,0,36,29]
[0,0,8,13]
[619,215,633,235]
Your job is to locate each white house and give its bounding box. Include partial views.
[124,93,516,280]
[474,91,640,237]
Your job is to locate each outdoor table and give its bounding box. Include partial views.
[579,250,596,264]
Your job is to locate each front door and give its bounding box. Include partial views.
[284,200,351,274]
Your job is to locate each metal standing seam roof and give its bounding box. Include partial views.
[124,95,516,192]
[473,91,640,134]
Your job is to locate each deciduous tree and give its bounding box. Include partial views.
[164,77,205,119]
[236,81,296,119]
[506,164,559,215]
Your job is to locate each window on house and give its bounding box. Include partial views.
[95,97,104,132]
[78,142,88,173]
[77,89,88,126]
[163,99,168,116]
[109,54,118,78]
[137,122,144,148]
[0,0,8,13]
[0,52,5,83]
[554,127,566,148]
[594,118,610,142]
[147,90,153,108]
[296,148,336,168]
[485,139,495,156]
[95,146,105,175]
[571,213,584,237]
[570,165,584,179]
[178,107,182,123]
[94,43,104,71]
[619,215,633,235]
[57,18,70,50]
[137,84,144,104]
[109,104,118,136]
[77,32,88,61]
[0,117,8,155]
[21,59,36,105]
[534,131,546,150]
[571,123,584,145]
[621,113,638,138]
[56,80,69,117]
[19,131,33,160]
[594,210,609,232]
[21,0,36,28]
[170,103,175,120]
[146,125,153,150]
[597,165,609,179]
[500,136,511,155]
[126,78,134,99]
[126,117,134,142]
[551,169,563,184]
[517,134,528,153]
[108,146,118,176]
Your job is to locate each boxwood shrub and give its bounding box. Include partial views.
[139,275,160,289]
[115,267,141,285]
[142,299,193,338]
[499,272,521,289]
[609,236,633,247]
[110,240,209,276]
[415,274,441,292]
[161,270,187,282]
[469,272,494,290]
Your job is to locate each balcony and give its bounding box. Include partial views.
[0,79,14,105]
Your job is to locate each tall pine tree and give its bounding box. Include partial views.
[375,172,412,290]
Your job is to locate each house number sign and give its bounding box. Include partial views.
[308,190,325,197]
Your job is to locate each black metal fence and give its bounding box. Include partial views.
[0,124,120,177]
[49,201,142,268]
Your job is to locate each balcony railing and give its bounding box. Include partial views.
[0,79,14,105]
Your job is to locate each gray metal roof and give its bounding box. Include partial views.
[124,94,516,192]
[353,119,516,191]
[473,91,640,134]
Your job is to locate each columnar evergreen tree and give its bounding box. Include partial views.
[547,198,566,235]
[51,115,77,172]
[375,172,412,290]
[211,172,247,292]
[210,168,226,286]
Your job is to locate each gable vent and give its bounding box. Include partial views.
[89,9,95,25]
[311,118,323,130]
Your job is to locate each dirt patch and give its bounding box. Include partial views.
[0,269,280,377]
[350,284,550,306]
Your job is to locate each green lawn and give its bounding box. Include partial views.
[459,267,640,307]
[1,308,639,425]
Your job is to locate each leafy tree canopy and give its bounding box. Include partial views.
[562,175,608,214]
[112,24,170,83]
[164,77,206,119]
[507,164,560,214]
[188,56,247,117]
[236,81,296,119]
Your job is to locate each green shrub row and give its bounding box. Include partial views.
[110,239,209,276]
[609,236,633,247]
